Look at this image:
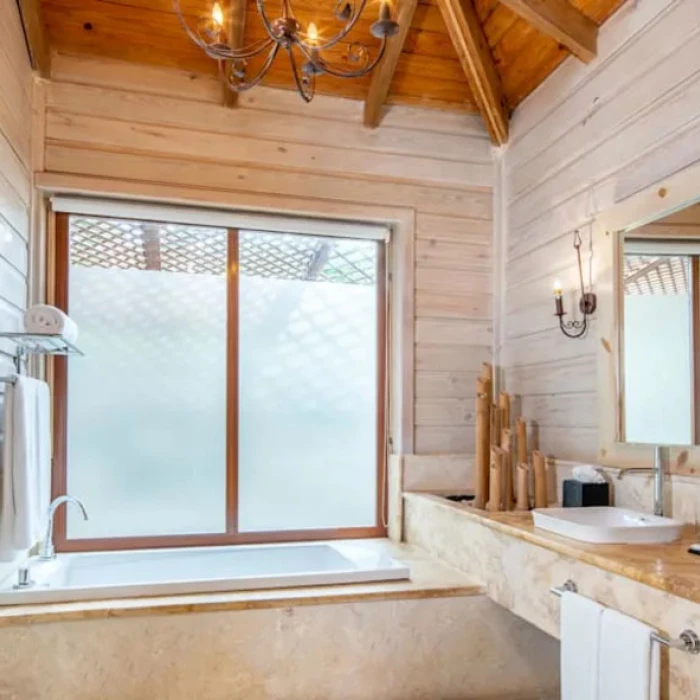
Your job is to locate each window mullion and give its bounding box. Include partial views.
[226,229,240,536]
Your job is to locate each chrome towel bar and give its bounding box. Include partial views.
[551,579,700,655]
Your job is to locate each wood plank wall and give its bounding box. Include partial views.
[40,53,495,455]
[0,3,31,365]
[0,0,33,579]
[501,0,700,463]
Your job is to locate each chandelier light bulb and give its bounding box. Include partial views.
[211,2,224,29]
[307,22,319,46]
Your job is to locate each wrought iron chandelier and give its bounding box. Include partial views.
[173,0,400,103]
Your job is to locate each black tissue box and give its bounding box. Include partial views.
[562,479,609,508]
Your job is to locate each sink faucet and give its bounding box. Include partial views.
[616,445,666,517]
[40,495,88,560]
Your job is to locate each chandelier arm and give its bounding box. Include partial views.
[256,0,281,42]
[204,37,274,61]
[172,0,272,61]
[309,39,388,79]
[173,0,210,49]
[306,0,371,52]
[286,46,315,103]
[221,42,282,93]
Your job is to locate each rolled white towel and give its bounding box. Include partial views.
[23,305,79,344]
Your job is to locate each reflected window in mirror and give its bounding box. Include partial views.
[621,237,699,445]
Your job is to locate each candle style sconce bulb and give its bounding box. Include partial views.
[211,2,224,30]
[553,231,597,339]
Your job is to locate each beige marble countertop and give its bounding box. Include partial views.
[0,540,482,627]
[405,493,700,604]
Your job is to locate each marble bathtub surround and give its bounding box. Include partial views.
[0,540,482,627]
[403,492,700,700]
[0,595,560,700]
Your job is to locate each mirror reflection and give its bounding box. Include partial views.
[621,203,700,445]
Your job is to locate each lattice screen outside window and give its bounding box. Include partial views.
[69,217,376,284]
[623,254,689,296]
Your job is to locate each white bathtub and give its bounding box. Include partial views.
[0,541,410,606]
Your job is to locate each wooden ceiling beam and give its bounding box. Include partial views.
[364,0,419,128]
[436,0,508,145]
[499,0,598,63]
[223,0,247,107]
[15,0,50,77]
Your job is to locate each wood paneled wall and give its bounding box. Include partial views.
[501,0,700,463]
[40,53,494,454]
[0,3,32,363]
[0,0,33,578]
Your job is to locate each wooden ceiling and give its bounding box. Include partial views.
[36,0,625,140]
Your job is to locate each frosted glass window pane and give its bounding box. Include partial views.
[66,218,228,538]
[238,232,379,532]
[623,254,693,445]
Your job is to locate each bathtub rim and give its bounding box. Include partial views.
[0,538,411,606]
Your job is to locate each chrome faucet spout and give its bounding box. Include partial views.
[40,495,88,560]
[653,445,666,517]
[615,446,667,517]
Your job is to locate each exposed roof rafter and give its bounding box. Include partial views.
[364,0,419,128]
[15,0,50,77]
[436,0,509,144]
[499,0,598,63]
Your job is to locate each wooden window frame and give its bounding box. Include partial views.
[51,212,387,553]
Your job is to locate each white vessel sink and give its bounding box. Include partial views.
[532,507,684,544]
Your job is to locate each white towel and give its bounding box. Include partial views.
[0,377,51,559]
[24,304,78,344]
[561,590,604,700]
[598,608,660,700]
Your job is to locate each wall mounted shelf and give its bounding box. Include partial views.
[0,332,84,371]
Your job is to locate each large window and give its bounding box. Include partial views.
[52,212,386,550]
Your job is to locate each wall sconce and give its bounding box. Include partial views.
[553,230,597,339]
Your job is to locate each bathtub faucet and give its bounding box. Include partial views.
[40,495,89,560]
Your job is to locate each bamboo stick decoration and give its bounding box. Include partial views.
[499,392,515,504]
[488,447,504,512]
[516,464,530,511]
[498,392,511,432]
[481,363,493,405]
[474,378,490,510]
[533,451,548,509]
[490,405,501,446]
[500,428,513,510]
[516,418,528,466]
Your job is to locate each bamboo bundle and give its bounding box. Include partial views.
[500,428,513,511]
[533,451,548,509]
[474,378,490,510]
[516,464,530,511]
[488,447,504,512]
[470,367,556,513]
